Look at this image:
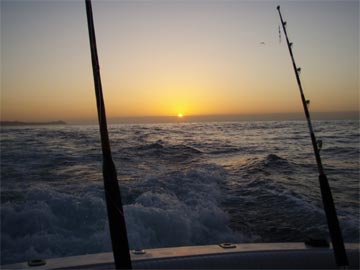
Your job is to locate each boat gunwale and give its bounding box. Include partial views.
[2,242,359,269]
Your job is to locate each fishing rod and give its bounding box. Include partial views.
[85,0,132,269]
[276,6,348,268]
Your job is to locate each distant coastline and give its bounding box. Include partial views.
[0,120,66,126]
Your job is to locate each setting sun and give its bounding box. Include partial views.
[177,113,183,118]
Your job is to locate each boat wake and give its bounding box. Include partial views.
[1,164,247,265]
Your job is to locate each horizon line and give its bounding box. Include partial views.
[2,111,358,125]
[71,111,359,124]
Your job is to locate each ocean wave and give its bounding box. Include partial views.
[0,184,110,265]
[0,164,246,265]
[125,140,203,161]
[125,164,247,249]
[208,146,241,155]
[235,154,294,177]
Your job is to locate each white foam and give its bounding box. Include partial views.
[124,164,244,249]
[1,165,244,265]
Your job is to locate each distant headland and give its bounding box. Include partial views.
[0,120,66,126]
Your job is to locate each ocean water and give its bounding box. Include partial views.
[1,120,359,264]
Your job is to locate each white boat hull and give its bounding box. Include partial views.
[3,242,359,269]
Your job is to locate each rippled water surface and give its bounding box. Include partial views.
[1,120,359,264]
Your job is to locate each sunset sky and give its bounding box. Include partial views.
[1,0,359,123]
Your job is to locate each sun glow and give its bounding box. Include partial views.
[177,113,183,118]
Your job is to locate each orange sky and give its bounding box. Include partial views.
[1,0,358,122]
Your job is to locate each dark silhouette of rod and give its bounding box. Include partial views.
[85,0,132,269]
[277,5,348,268]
